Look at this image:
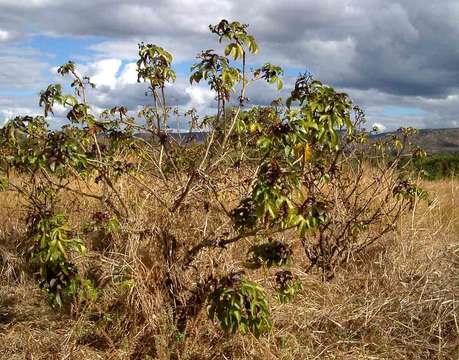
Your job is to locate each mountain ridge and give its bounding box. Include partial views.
[375,128,459,154]
[139,128,459,154]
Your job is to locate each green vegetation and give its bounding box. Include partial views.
[407,152,459,180]
[1,20,451,359]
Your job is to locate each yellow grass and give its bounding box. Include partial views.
[0,179,458,359]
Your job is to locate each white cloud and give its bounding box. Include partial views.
[84,59,122,89]
[185,86,214,109]
[0,54,49,90]
[118,62,138,85]
[372,122,387,132]
[1,107,38,125]
[0,30,10,42]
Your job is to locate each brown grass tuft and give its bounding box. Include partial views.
[0,179,458,359]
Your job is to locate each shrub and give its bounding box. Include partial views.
[0,19,425,342]
[207,272,271,337]
[407,152,459,180]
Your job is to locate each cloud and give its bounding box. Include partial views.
[0,94,42,126]
[0,45,50,91]
[372,122,387,132]
[0,30,10,42]
[83,59,122,89]
[185,86,214,109]
[0,0,458,130]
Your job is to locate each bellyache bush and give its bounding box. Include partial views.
[0,19,426,338]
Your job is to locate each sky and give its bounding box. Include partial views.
[0,0,458,131]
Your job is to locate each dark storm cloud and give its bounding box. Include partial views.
[2,0,458,97]
[0,0,458,129]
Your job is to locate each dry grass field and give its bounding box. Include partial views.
[0,178,458,359]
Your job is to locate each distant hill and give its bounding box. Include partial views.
[134,128,459,154]
[375,128,459,154]
[133,131,208,144]
[169,132,208,143]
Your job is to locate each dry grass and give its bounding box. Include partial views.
[0,179,458,359]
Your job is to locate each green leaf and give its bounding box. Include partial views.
[277,78,283,91]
